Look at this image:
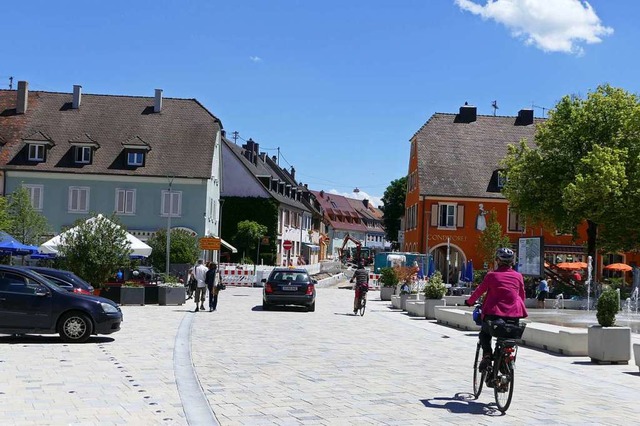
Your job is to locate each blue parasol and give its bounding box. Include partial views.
[464,260,474,282]
[0,231,39,255]
[427,255,436,278]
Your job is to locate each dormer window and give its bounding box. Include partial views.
[75,146,92,164]
[128,152,145,166]
[28,144,46,162]
[497,170,508,188]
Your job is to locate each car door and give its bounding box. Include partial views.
[0,272,53,329]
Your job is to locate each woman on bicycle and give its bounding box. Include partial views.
[465,248,528,371]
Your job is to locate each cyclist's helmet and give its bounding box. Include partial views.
[495,247,515,265]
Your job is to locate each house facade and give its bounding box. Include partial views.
[404,104,640,282]
[0,82,224,255]
[221,138,314,266]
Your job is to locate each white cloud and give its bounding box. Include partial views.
[328,189,383,209]
[249,56,262,62]
[454,0,613,55]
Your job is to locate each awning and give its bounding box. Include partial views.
[221,238,238,253]
[303,243,320,252]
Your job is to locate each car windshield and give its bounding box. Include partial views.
[26,271,65,290]
[270,272,309,282]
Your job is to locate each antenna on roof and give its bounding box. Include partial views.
[232,131,239,144]
[532,102,548,118]
[9,76,13,90]
[491,100,498,116]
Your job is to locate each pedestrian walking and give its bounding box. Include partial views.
[185,267,196,300]
[205,262,219,312]
[193,259,208,312]
[537,276,549,308]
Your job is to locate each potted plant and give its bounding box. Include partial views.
[158,274,186,306]
[588,287,631,364]
[120,281,145,305]
[379,267,398,301]
[423,271,447,319]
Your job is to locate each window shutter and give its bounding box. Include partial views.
[430,204,438,226]
[456,205,465,228]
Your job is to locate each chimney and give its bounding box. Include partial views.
[363,199,369,208]
[16,81,28,114]
[154,89,163,113]
[516,108,534,126]
[320,190,324,198]
[72,85,82,109]
[221,129,226,137]
[458,102,477,123]
[290,166,295,180]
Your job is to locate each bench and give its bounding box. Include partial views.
[634,343,640,372]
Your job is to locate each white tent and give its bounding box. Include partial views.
[40,214,152,257]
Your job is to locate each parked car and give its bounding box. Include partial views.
[133,266,161,283]
[262,268,316,312]
[0,265,122,343]
[25,267,94,295]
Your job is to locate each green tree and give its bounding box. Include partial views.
[7,187,50,245]
[0,197,13,232]
[57,214,132,289]
[146,228,199,271]
[234,220,268,261]
[477,210,511,267]
[502,84,640,259]
[380,176,407,244]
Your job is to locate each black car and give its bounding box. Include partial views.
[0,265,122,343]
[262,268,316,312]
[25,267,95,296]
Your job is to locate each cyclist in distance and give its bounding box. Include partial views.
[465,248,528,371]
[350,261,369,314]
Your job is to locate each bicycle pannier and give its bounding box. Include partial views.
[487,319,526,339]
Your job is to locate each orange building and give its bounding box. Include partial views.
[403,104,639,282]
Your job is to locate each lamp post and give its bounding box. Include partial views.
[166,176,174,275]
[217,198,225,264]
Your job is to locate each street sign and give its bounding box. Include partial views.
[200,237,221,250]
[283,240,293,251]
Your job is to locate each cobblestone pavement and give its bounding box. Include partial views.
[1,285,639,425]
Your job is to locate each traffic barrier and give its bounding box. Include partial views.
[220,269,254,287]
[369,273,381,290]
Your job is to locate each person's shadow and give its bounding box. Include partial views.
[421,393,504,416]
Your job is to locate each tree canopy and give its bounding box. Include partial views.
[234,220,268,260]
[57,214,132,289]
[7,187,50,245]
[146,228,199,271]
[477,210,511,267]
[0,197,13,232]
[502,84,640,259]
[380,176,407,244]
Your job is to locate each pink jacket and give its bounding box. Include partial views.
[467,266,528,319]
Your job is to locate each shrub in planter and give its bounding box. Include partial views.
[424,271,447,299]
[379,267,399,288]
[596,288,619,327]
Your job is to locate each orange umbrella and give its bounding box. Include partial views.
[556,262,588,270]
[603,263,632,272]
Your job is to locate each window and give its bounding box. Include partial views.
[127,152,144,166]
[161,190,181,217]
[115,189,136,215]
[508,207,525,232]
[497,171,508,188]
[439,204,456,228]
[68,187,90,213]
[23,184,43,211]
[75,146,92,164]
[28,144,45,162]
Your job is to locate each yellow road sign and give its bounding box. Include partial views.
[200,237,221,250]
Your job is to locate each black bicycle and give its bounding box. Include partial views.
[472,318,525,413]
[354,286,368,316]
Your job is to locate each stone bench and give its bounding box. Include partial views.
[406,300,425,317]
[433,307,588,356]
[634,343,640,372]
[524,298,585,309]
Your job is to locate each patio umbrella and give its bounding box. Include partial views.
[427,256,436,278]
[465,260,474,282]
[604,263,632,272]
[459,260,466,282]
[556,262,588,270]
[0,231,39,255]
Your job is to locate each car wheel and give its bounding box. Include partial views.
[58,312,93,343]
[308,301,315,312]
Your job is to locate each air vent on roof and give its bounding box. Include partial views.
[154,89,163,113]
[72,85,82,109]
[16,81,28,114]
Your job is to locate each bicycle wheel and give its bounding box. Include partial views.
[493,354,515,412]
[359,296,366,316]
[472,342,485,398]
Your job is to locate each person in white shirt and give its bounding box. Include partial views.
[193,259,208,312]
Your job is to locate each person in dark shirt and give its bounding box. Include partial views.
[350,262,369,314]
[205,262,219,312]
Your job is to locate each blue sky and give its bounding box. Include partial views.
[2,1,637,207]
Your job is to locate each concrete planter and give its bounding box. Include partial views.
[380,286,394,301]
[587,325,631,364]
[633,344,640,372]
[120,286,145,306]
[158,286,186,305]
[424,298,446,319]
[391,295,401,309]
